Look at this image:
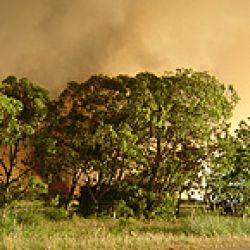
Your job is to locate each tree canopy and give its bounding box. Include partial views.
[32,69,242,217]
[1,69,248,218]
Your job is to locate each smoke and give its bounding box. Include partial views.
[0,0,249,126]
[0,0,161,93]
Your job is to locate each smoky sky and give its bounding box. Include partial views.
[0,0,249,128]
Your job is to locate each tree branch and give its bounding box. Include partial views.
[0,159,8,176]
[9,168,31,185]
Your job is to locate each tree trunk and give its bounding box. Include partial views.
[64,168,82,210]
[175,191,182,216]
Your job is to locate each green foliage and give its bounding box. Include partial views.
[1,76,49,139]
[208,118,249,215]
[0,92,23,144]
[45,207,69,220]
[25,176,48,200]
[149,194,177,219]
[121,69,239,215]
[32,69,240,217]
[1,69,244,219]
[0,76,49,203]
[114,200,134,218]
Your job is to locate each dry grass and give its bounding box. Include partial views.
[0,202,249,250]
[1,218,250,250]
[1,225,250,250]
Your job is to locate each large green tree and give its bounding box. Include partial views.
[120,69,238,215]
[35,69,239,217]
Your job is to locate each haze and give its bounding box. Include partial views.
[0,0,249,129]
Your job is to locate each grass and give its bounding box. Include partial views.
[0,201,249,249]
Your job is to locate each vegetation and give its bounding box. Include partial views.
[31,69,247,217]
[207,117,249,215]
[0,76,49,203]
[0,201,249,250]
[0,69,249,248]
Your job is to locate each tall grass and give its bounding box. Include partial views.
[0,201,249,249]
[182,214,250,236]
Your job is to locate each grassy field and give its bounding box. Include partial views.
[0,201,249,250]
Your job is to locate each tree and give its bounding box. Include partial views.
[207,118,249,215]
[206,124,238,212]
[0,76,49,203]
[34,75,139,211]
[235,118,250,215]
[121,69,239,215]
[34,69,239,218]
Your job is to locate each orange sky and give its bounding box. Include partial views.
[0,0,249,130]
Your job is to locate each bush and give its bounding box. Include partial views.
[45,207,69,220]
[149,195,177,219]
[114,200,134,218]
[25,176,48,200]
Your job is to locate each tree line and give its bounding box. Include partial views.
[0,69,249,218]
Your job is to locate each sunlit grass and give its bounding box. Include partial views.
[0,201,249,249]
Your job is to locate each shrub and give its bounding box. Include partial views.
[149,195,177,219]
[45,207,69,220]
[114,200,134,218]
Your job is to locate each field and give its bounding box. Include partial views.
[0,201,249,250]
